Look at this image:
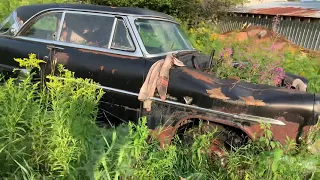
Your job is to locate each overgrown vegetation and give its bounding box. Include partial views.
[0,54,319,179]
[183,22,320,93]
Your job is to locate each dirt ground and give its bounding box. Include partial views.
[218,25,320,58]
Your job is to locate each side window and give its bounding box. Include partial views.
[21,12,63,40]
[111,19,135,51]
[0,13,16,35]
[59,13,114,48]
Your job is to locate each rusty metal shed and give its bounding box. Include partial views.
[232,1,320,18]
[219,1,320,50]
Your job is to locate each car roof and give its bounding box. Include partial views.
[15,3,175,22]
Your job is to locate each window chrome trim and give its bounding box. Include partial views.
[108,18,117,49]
[64,10,116,17]
[0,11,21,36]
[17,7,175,35]
[110,17,136,52]
[16,10,65,36]
[16,10,142,56]
[134,16,179,25]
[128,16,196,58]
[56,11,66,41]
[15,36,144,57]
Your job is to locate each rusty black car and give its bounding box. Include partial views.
[0,4,319,151]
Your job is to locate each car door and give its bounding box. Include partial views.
[0,11,63,80]
[45,11,146,125]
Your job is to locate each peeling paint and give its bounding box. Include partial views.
[100,66,104,71]
[53,52,69,64]
[239,96,266,106]
[228,76,240,81]
[182,67,218,85]
[149,126,175,148]
[206,88,230,100]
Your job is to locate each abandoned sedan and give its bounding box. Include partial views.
[0,4,319,151]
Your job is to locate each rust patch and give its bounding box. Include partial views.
[182,67,218,85]
[78,48,139,60]
[239,96,266,106]
[228,76,240,81]
[100,66,104,71]
[244,116,301,145]
[149,126,175,148]
[250,7,319,17]
[206,88,230,100]
[271,117,300,145]
[302,125,312,142]
[112,69,117,74]
[53,52,69,64]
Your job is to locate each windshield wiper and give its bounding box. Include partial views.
[173,49,197,58]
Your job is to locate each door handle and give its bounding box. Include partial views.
[47,45,64,51]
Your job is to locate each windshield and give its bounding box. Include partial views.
[135,19,193,54]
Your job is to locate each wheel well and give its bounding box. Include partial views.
[175,118,249,148]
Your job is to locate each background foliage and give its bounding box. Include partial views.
[81,0,247,24]
[0,0,73,21]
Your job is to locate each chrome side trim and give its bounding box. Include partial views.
[53,77,286,126]
[15,36,144,57]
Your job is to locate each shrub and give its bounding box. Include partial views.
[0,54,104,178]
[0,0,74,21]
[84,0,247,24]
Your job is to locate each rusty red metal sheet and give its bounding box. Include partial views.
[231,2,320,18]
[249,7,319,17]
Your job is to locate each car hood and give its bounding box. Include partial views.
[166,66,318,126]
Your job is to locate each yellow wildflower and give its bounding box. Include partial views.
[210,33,217,41]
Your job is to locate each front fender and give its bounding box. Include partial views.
[162,67,317,143]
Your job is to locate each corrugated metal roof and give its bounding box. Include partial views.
[231,1,320,18]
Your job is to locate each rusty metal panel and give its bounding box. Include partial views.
[250,7,320,18]
[231,2,320,18]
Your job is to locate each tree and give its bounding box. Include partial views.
[0,0,74,21]
[80,0,247,25]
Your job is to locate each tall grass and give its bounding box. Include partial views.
[0,54,319,179]
[0,54,104,178]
